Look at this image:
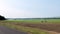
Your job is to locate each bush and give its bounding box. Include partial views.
[0,15,6,20]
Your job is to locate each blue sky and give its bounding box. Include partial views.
[0,0,60,18]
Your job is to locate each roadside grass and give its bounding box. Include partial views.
[0,19,60,34]
[0,22,49,34]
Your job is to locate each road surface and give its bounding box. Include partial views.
[0,26,28,34]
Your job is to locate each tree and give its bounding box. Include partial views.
[0,15,6,20]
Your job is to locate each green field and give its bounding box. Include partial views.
[6,19,60,23]
[0,19,60,34]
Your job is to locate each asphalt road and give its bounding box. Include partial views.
[0,26,28,34]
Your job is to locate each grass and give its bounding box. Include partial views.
[0,21,49,34]
[6,19,60,24]
[0,19,60,34]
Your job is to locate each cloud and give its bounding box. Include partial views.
[0,0,25,18]
[6,8,25,18]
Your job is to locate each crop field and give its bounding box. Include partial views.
[0,19,60,34]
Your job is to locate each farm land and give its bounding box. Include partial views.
[0,19,60,34]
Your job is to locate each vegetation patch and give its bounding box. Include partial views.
[0,19,60,34]
[0,21,49,34]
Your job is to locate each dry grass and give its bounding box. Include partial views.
[0,21,49,34]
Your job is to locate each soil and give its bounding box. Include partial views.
[15,23,60,33]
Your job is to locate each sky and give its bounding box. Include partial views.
[0,0,60,18]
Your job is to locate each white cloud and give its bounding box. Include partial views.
[0,0,8,17]
[0,0,25,18]
[6,8,25,18]
[0,0,41,18]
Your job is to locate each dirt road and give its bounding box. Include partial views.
[0,26,28,34]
